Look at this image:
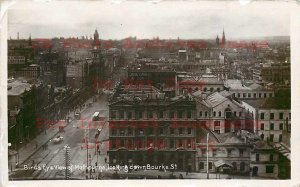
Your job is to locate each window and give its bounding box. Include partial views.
[232,162,237,171]
[128,128,132,135]
[187,111,192,118]
[199,162,204,170]
[159,111,164,119]
[248,93,251,98]
[179,128,183,135]
[139,111,143,119]
[212,149,217,157]
[269,134,274,142]
[148,128,153,135]
[279,113,283,120]
[119,110,124,119]
[239,112,242,117]
[178,111,183,118]
[169,111,174,119]
[260,113,264,120]
[270,154,274,161]
[234,111,236,117]
[279,134,282,142]
[259,93,261,98]
[239,149,244,157]
[159,128,164,134]
[261,123,264,130]
[213,111,216,117]
[264,93,267,98]
[111,111,117,119]
[227,149,232,157]
[240,162,245,171]
[170,128,174,134]
[204,87,207,92]
[210,88,214,92]
[199,111,203,117]
[266,165,274,173]
[270,113,274,120]
[218,111,221,117]
[279,123,283,130]
[256,154,260,161]
[187,128,192,134]
[170,140,175,148]
[209,162,213,170]
[270,123,274,130]
[243,93,246,98]
[148,111,153,119]
[202,149,206,155]
[205,112,208,117]
[217,88,220,92]
[254,93,257,98]
[237,93,240,98]
[127,111,132,119]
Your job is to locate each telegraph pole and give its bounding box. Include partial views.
[206,133,209,179]
[64,144,71,179]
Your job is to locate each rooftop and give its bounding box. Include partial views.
[7,79,32,96]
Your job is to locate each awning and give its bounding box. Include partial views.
[214,160,233,168]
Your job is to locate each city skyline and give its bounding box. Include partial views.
[8,1,290,40]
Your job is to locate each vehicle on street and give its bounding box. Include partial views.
[92,112,106,121]
[52,135,64,143]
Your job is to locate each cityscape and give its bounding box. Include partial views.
[6,1,291,180]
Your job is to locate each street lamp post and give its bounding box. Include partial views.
[206,133,209,179]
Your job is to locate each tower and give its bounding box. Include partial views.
[28,34,32,46]
[93,28,100,48]
[94,28,99,41]
[221,28,226,45]
[216,35,219,46]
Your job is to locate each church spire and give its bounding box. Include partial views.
[221,28,226,45]
[216,35,219,46]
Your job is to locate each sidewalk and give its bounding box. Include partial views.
[8,95,96,173]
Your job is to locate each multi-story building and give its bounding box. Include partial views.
[177,72,224,96]
[196,131,252,175]
[250,141,280,178]
[193,91,254,134]
[108,84,197,171]
[261,62,290,84]
[242,90,291,143]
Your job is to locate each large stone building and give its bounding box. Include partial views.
[108,84,197,171]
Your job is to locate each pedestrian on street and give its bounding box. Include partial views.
[186,169,189,176]
[104,157,107,163]
[95,162,97,166]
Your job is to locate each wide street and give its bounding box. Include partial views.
[9,94,110,180]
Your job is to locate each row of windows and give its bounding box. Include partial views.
[182,87,222,92]
[201,148,246,157]
[199,111,242,118]
[111,127,193,136]
[111,110,193,119]
[260,133,283,142]
[199,162,246,171]
[255,154,275,162]
[260,112,291,120]
[233,92,273,98]
[110,139,194,149]
[260,123,285,130]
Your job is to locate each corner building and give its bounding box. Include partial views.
[108,85,197,171]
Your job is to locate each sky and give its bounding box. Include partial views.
[7,0,291,40]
